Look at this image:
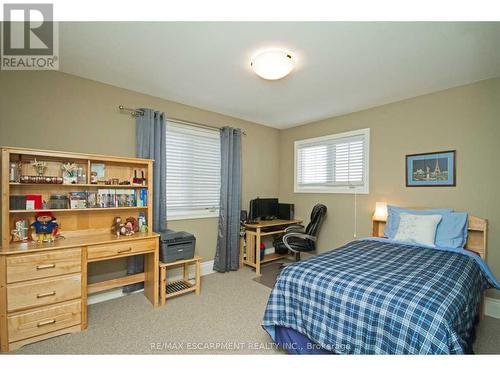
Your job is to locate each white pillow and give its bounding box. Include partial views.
[393,213,442,247]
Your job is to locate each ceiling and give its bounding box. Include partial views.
[59,22,500,129]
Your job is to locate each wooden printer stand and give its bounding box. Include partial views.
[159,256,201,306]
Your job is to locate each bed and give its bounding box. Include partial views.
[262,213,499,354]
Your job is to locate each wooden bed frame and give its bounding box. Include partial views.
[372,212,488,320]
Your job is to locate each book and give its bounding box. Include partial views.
[69,192,87,209]
[86,191,98,208]
[138,188,147,207]
[97,188,136,208]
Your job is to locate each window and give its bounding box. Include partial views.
[166,121,221,220]
[294,128,369,194]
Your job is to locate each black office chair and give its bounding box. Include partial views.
[273,204,327,261]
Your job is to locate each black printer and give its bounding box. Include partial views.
[159,229,196,263]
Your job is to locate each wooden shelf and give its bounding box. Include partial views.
[10,206,148,213]
[88,273,146,294]
[259,252,288,264]
[165,280,196,298]
[10,183,148,188]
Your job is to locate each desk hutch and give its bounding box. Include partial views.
[0,147,159,352]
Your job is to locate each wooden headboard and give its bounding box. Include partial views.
[372,214,488,260]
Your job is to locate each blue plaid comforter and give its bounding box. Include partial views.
[262,239,492,354]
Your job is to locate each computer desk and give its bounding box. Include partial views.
[240,219,302,276]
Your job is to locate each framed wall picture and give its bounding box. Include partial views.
[406,150,456,187]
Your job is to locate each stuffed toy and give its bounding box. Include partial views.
[120,223,133,236]
[31,211,58,242]
[111,217,123,236]
[121,217,137,236]
[125,217,139,232]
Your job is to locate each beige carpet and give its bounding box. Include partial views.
[253,261,292,288]
[13,267,500,355]
[15,268,279,354]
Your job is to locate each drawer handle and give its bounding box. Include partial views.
[36,264,56,270]
[117,247,132,254]
[37,319,56,327]
[36,291,56,298]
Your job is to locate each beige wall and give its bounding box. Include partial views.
[278,77,500,299]
[1,71,499,299]
[0,71,280,281]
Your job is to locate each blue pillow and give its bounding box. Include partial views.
[435,212,468,249]
[384,205,454,239]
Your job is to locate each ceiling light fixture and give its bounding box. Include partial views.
[250,49,295,80]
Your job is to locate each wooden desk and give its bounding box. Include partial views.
[240,219,302,276]
[0,232,159,352]
[0,146,158,352]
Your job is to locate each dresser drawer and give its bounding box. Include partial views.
[8,300,81,343]
[6,248,81,284]
[87,238,157,261]
[7,274,82,312]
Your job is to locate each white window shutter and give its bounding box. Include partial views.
[294,129,369,193]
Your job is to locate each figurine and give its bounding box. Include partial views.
[17,219,28,239]
[111,216,123,236]
[31,158,47,176]
[90,171,98,184]
[31,211,58,243]
[12,219,30,242]
[11,229,21,243]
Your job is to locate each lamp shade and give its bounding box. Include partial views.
[374,202,388,220]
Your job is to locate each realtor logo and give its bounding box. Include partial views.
[1,3,59,70]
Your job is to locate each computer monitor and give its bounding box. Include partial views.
[249,198,279,220]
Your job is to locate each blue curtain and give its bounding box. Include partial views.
[124,108,167,292]
[135,109,167,232]
[213,127,242,272]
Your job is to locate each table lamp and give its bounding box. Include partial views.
[374,202,388,221]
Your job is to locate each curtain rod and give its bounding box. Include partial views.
[118,105,246,135]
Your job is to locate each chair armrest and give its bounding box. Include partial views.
[282,233,317,252]
[284,225,305,233]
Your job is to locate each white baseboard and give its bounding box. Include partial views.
[200,259,215,276]
[88,259,215,305]
[485,297,500,319]
[87,288,143,305]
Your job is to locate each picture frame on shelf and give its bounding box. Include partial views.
[91,163,106,180]
[10,218,31,243]
[61,162,79,184]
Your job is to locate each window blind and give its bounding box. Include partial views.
[295,129,369,193]
[166,121,221,218]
